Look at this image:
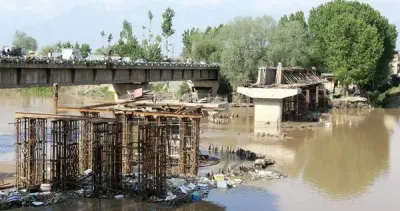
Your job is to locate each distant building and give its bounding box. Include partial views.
[62,48,83,60]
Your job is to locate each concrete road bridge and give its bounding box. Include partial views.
[0,61,220,99]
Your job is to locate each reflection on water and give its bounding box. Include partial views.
[202,108,400,211]
[1,93,400,211]
[18,187,278,211]
[301,111,390,198]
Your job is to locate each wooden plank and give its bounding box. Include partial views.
[57,107,202,118]
[15,112,116,121]
[58,107,117,113]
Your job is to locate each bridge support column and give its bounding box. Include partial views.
[111,83,150,101]
[190,80,219,98]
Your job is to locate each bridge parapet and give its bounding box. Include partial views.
[0,58,220,88]
[0,57,219,70]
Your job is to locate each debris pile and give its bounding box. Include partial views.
[0,154,285,210]
[208,112,230,124]
[281,121,327,129]
[255,132,287,139]
[0,190,78,210]
[127,89,155,101]
[224,159,286,181]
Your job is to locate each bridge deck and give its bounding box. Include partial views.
[0,62,220,88]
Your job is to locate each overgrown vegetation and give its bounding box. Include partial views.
[370,87,400,107]
[151,83,169,92]
[177,82,191,98]
[16,87,53,96]
[78,87,115,98]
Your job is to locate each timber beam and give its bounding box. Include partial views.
[57,107,203,118]
[15,112,116,121]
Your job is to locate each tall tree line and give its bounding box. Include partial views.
[181,0,397,90]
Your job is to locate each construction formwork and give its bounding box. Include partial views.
[114,114,147,176]
[178,118,200,175]
[79,112,99,172]
[15,118,47,189]
[14,108,202,197]
[92,121,123,196]
[50,119,80,191]
[138,123,167,197]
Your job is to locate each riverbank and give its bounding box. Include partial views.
[375,87,400,108]
[0,149,285,210]
[0,85,115,99]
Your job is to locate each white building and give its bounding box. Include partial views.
[62,48,83,60]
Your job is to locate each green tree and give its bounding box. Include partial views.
[74,42,80,50]
[161,7,176,56]
[80,43,92,58]
[279,15,289,26]
[181,25,224,62]
[100,31,106,48]
[107,33,113,46]
[12,31,38,51]
[148,10,154,43]
[114,20,143,60]
[267,21,312,67]
[38,45,58,56]
[141,36,163,62]
[280,11,307,28]
[308,0,397,88]
[177,81,191,98]
[219,16,276,88]
[181,28,200,60]
[192,25,224,63]
[55,41,62,51]
[61,41,73,48]
[140,10,163,62]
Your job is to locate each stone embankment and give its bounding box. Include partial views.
[331,97,371,110]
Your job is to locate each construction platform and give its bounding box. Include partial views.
[13,99,207,197]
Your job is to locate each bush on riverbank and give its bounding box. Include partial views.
[17,87,53,96]
[369,87,400,108]
[76,86,114,98]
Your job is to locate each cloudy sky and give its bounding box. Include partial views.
[1,0,399,55]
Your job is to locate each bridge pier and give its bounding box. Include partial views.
[190,80,220,98]
[110,83,150,101]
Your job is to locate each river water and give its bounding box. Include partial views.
[1,93,400,211]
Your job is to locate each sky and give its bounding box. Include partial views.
[0,0,399,56]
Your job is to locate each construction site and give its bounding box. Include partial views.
[0,61,331,209]
[237,64,328,124]
[11,86,208,201]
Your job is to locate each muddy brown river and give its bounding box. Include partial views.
[1,92,400,211]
